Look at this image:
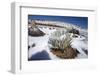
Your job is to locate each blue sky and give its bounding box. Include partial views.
[28,15,88,29]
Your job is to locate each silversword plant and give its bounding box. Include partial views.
[48,30,72,52]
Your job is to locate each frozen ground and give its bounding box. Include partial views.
[28,27,60,60]
[28,21,88,60]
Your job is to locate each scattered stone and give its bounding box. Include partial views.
[28,46,30,50]
[76,49,80,54]
[28,27,45,37]
[69,29,79,35]
[28,21,45,36]
[82,49,88,55]
[72,34,78,38]
[32,43,35,47]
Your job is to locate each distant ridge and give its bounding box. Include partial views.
[28,19,87,37]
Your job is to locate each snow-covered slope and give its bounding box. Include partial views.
[28,20,88,60]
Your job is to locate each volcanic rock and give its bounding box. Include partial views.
[69,29,79,35]
[28,27,45,36]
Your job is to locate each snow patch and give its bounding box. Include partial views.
[28,20,88,60]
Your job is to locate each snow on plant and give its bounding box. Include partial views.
[48,30,72,51]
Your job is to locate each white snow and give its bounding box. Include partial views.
[28,28,59,59]
[28,20,88,60]
[71,36,88,58]
[38,26,56,35]
[28,35,60,59]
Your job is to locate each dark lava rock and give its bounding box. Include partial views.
[75,49,80,54]
[72,34,78,38]
[28,27,45,37]
[28,45,30,50]
[82,49,88,55]
[69,29,79,35]
[32,43,35,47]
[28,51,51,61]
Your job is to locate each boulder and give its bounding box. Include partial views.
[32,43,35,47]
[69,29,79,35]
[28,27,45,37]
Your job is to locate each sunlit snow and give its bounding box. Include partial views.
[28,20,88,60]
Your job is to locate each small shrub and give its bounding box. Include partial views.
[48,30,71,52]
[48,30,78,58]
